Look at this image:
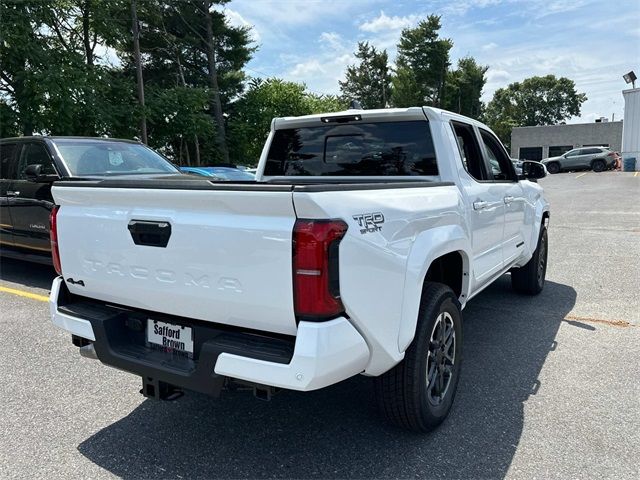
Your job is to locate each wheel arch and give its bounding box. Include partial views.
[398,225,471,353]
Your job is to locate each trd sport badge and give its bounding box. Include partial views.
[353,212,385,234]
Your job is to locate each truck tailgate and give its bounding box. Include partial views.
[52,184,298,335]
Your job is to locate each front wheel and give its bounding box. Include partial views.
[591,159,605,172]
[375,282,463,432]
[511,227,548,295]
[546,162,560,174]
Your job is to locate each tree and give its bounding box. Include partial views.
[131,0,148,143]
[391,15,452,108]
[443,56,488,119]
[339,42,391,109]
[0,0,134,137]
[99,0,255,162]
[485,75,587,145]
[228,78,346,165]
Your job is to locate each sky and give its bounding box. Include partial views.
[220,0,640,124]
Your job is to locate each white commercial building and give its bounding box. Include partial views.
[622,87,640,170]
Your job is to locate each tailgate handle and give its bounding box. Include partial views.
[127,220,172,248]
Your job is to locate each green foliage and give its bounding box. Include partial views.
[443,56,488,119]
[485,75,588,145]
[390,66,423,108]
[339,42,391,109]
[392,16,452,107]
[228,78,347,165]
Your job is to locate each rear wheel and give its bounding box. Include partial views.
[375,282,463,432]
[511,227,548,295]
[546,162,560,174]
[591,159,605,172]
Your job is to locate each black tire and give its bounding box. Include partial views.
[546,162,560,174]
[511,227,548,295]
[374,282,463,432]
[591,159,605,172]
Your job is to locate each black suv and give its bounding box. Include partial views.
[0,137,179,264]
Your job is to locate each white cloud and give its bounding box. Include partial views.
[481,42,497,51]
[360,11,417,33]
[486,69,511,83]
[287,30,355,94]
[319,32,345,52]
[289,59,325,77]
[231,0,361,27]
[224,8,261,42]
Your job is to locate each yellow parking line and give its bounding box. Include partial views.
[0,286,49,302]
[635,172,638,177]
[575,172,588,178]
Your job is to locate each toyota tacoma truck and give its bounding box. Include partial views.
[49,107,549,432]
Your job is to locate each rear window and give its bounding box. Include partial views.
[263,121,438,176]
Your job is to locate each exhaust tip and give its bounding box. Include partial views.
[79,343,98,360]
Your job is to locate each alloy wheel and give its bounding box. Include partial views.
[426,311,456,406]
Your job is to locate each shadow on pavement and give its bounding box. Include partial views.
[78,277,575,479]
[0,257,57,290]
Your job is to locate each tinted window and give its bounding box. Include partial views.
[17,143,57,179]
[480,130,513,181]
[451,122,486,181]
[263,121,438,176]
[53,140,178,176]
[582,148,603,155]
[0,143,18,179]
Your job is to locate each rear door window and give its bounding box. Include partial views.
[263,121,438,176]
[451,121,487,181]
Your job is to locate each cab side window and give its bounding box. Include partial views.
[16,143,57,179]
[479,129,514,181]
[451,121,487,181]
[0,143,18,179]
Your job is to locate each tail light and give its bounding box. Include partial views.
[50,206,62,275]
[293,219,348,320]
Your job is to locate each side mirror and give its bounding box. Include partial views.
[521,161,547,181]
[24,164,42,181]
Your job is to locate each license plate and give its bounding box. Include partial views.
[147,319,194,355]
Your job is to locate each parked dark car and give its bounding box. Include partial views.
[0,136,178,265]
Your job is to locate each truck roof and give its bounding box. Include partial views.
[272,106,490,131]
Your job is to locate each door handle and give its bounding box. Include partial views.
[503,196,514,204]
[6,191,20,197]
[473,201,489,210]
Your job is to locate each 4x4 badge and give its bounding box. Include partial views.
[66,278,85,287]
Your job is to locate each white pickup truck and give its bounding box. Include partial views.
[49,107,549,432]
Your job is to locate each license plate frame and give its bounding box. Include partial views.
[146,319,194,357]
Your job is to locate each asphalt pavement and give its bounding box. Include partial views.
[0,171,638,479]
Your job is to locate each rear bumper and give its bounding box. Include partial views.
[49,277,369,392]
